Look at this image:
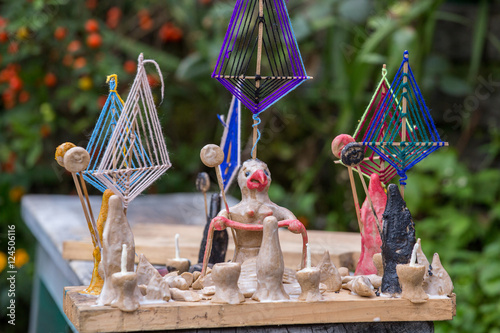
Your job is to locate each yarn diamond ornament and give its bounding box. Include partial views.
[362,51,448,188]
[353,67,399,185]
[95,54,171,208]
[212,0,310,114]
[82,74,128,192]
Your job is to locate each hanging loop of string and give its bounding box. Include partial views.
[251,113,262,158]
[140,54,165,103]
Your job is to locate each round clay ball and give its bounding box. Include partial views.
[331,134,355,158]
[63,147,91,173]
[200,144,224,168]
[55,142,76,167]
[341,142,365,167]
[196,172,210,192]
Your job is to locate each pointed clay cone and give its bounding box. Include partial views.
[110,272,140,312]
[381,184,416,295]
[355,173,386,275]
[424,253,454,296]
[316,251,342,292]
[296,267,322,301]
[145,275,171,301]
[415,238,431,281]
[211,262,245,304]
[136,254,162,286]
[97,195,137,306]
[252,216,289,301]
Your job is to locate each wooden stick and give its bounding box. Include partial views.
[356,166,382,237]
[72,173,99,249]
[79,173,101,250]
[203,192,208,219]
[364,142,448,147]
[213,75,313,80]
[251,0,264,160]
[347,167,363,234]
[401,52,409,198]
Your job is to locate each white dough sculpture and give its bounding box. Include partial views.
[252,216,289,301]
[97,195,138,305]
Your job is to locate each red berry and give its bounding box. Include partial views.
[18,90,30,103]
[0,31,8,43]
[44,72,57,87]
[54,26,67,40]
[123,60,136,74]
[85,19,99,33]
[86,33,102,48]
[9,76,23,91]
[67,40,81,53]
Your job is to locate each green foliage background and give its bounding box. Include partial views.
[1,0,500,332]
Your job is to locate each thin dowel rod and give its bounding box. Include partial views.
[79,173,101,250]
[364,142,449,147]
[356,166,382,237]
[401,52,409,198]
[72,173,99,248]
[213,75,313,80]
[347,166,363,234]
[215,166,230,219]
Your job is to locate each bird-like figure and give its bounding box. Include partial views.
[201,159,308,275]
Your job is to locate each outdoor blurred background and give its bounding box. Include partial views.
[1,0,499,332]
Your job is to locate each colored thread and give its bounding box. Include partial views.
[94,53,171,208]
[362,52,446,186]
[213,0,309,114]
[251,113,262,158]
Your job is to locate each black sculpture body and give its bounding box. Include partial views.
[381,184,416,295]
[192,193,228,272]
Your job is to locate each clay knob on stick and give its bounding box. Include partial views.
[55,142,76,167]
[200,144,224,168]
[63,147,91,173]
[331,134,355,159]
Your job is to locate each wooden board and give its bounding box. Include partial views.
[62,224,362,269]
[63,286,455,333]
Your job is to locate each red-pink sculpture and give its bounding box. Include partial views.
[355,173,387,275]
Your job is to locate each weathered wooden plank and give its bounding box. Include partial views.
[62,224,361,270]
[63,287,453,333]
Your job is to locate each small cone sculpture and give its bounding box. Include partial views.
[211,262,245,304]
[98,195,137,306]
[252,216,289,301]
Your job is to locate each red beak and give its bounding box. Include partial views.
[247,170,268,192]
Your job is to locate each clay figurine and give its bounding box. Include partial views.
[204,158,307,269]
[192,193,228,272]
[166,234,190,273]
[316,251,342,292]
[355,173,386,275]
[97,195,137,306]
[424,253,454,296]
[345,276,376,297]
[296,266,322,302]
[211,262,245,304]
[252,216,290,301]
[110,244,141,312]
[381,184,416,295]
[395,242,428,303]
